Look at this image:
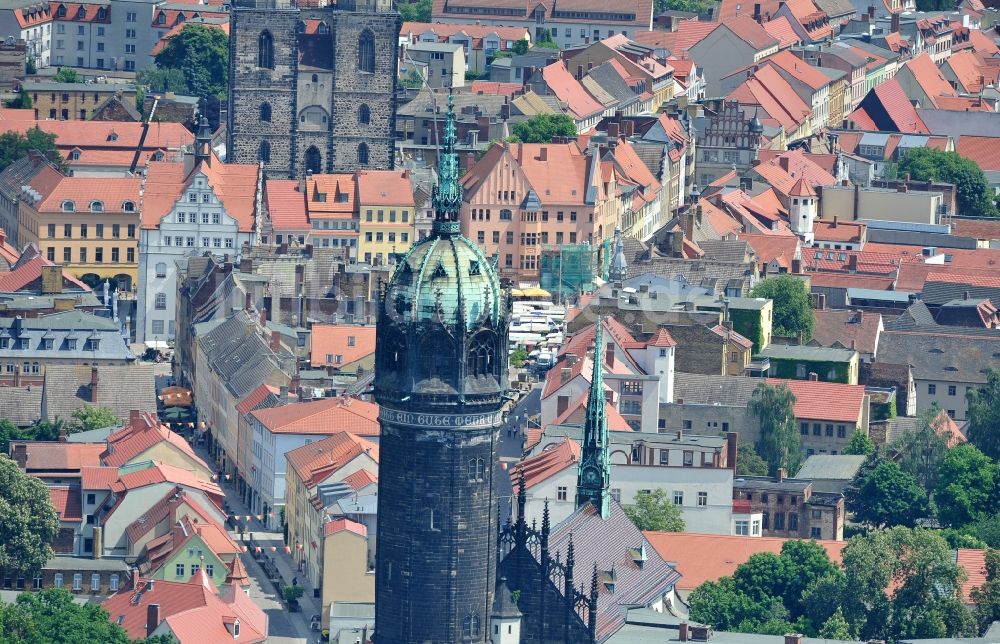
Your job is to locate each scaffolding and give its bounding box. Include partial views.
[539,243,599,302]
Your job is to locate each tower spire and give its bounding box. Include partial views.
[576,319,611,518]
[431,92,463,235]
[608,227,628,284]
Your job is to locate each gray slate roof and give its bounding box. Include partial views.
[40,364,155,423]
[696,239,752,263]
[796,454,867,481]
[0,311,134,362]
[758,344,858,362]
[672,372,760,406]
[197,309,289,399]
[877,329,1000,384]
[0,385,41,426]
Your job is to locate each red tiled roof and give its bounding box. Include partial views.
[124,487,217,546]
[740,233,800,270]
[235,384,279,417]
[813,219,865,243]
[900,53,957,107]
[648,327,677,347]
[224,556,250,585]
[402,21,528,49]
[0,120,193,153]
[141,153,259,232]
[753,149,837,196]
[957,135,1000,172]
[788,177,816,197]
[762,16,800,48]
[807,272,895,290]
[727,14,780,49]
[355,169,415,207]
[766,378,866,423]
[309,324,376,367]
[343,468,378,490]
[550,391,634,431]
[869,78,929,133]
[958,548,988,603]
[264,180,309,232]
[643,531,846,590]
[12,442,103,472]
[727,65,811,134]
[0,252,89,293]
[103,412,207,470]
[285,431,378,489]
[926,271,1000,289]
[511,438,580,489]
[81,466,120,490]
[471,81,523,97]
[48,485,82,521]
[324,517,368,538]
[542,62,604,121]
[762,49,831,90]
[712,324,753,349]
[111,463,223,499]
[633,20,718,53]
[251,397,380,436]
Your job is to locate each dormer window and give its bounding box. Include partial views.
[97,7,105,19]
[123,201,135,212]
[177,12,185,21]
[233,620,239,638]
[62,200,75,212]
[318,22,328,34]
[70,149,81,160]
[57,4,66,16]
[157,12,165,24]
[76,6,85,17]
[90,201,104,213]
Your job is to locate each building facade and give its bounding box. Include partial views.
[227,0,400,178]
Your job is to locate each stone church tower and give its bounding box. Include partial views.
[228,0,399,178]
[373,95,510,643]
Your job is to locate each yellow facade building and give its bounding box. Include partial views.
[355,170,415,266]
[18,167,141,290]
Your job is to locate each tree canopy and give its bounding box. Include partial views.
[891,406,950,494]
[399,0,432,21]
[844,430,875,456]
[846,459,929,528]
[971,549,1000,634]
[967,368,1000,461]
[736,443,769,476]
[935,443,999,528]
[0,419,62,453]
[748,276,815,340]
[153,24,229,99]
[51,67,81,83]
[0,588,173,643]
[0,454,59,577]
[654,0,712,12]
[623,488,685,532]
[509,114,577,143]
[70,406,120,433]
[899,147,998,217]
[0,127,62,174]
[748,382,802,477]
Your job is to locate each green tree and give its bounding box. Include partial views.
[0,588,171,643]
[136,67,187,94]
[509,114,577,144]
[748,276,815,340]
[819,607,853,639]
[510,347,528,368]
[779,540,842,615]
[0,454,59,578]
[51,67,81,83]
[971,549,1000,634]
[892,406,950,494]
[25,59,36,75]
[154,24,230,99]
[398,0,432,21]
[654,0,712,11]
[535,29,558,48]
[0,127,63,173]
[847,460,929,528]
[402,69,424,89]
[623,488,685,532]
[0,419,63,453]
[899,147,998,217]
[962,515,1000,549]
[844,429,875,456]
[748,382,802,477]
[4,88,32,109]
[935,443,999,528]
[70,405,120,432]
[688,576,765,631]
[736,442,769,476]
[967,368,1000,460]
[511,39,529,55]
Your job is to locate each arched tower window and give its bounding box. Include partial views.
[304,146,322,174]
[358,30,376,73]
[419,332,454,383]
[258,31,274,69]
[358,142,369,166]
[377,328,407,376]
[259,102,271,122]
[468,332,495,378]
[358,104,371,125]
[259,140,271,164]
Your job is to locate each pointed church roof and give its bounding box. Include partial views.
[576,318,611,519]
[225,556,251,587]
[492,577,522,619]
[789,177,816,197]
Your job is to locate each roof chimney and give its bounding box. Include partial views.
[784,636,803,644]
[146,603,160,637]
[538,147,547,161]
[832,215,838,228]
[777,467,786,482]
[605,343,615,368]
[779,156,790,172]
[808,372,818,381]
[90,366,99,403]
[270,331,281,353]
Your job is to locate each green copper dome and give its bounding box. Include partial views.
[386,234,502,330]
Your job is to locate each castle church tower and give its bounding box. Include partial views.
[373,95,509,643]
[227,0,399,178]
[576,319,611,519]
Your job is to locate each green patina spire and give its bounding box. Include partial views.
[431,92,463,233]
[576,318,611,519]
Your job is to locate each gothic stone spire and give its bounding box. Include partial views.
[431,92,463,232]
[576,318,611,519]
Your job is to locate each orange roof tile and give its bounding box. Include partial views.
[643,531,846,590]
[343,468,378,490]
[740,233,800,270]
[766,378,865,422]
[788,177,816,197]
[727,65,811,133]
[957,135,1000,172]
[0,120,192,152]
[813,219,865,243]
[124,486,218,545]
[251,397,379,436]
[81,465,119,490]
[511,438,580,489]
[542,62,604,120]
[355,169,414,207]
[264,180,309,232]
[634,20,718,53]
[142,154,259,232]
[30,175,140,214]
[901,53,958,107]
[103,411,207,470]
[305,174,356,219]
[401,21,528,48]
[762,16,800,48]
[236,384,279,417]
[958,548,988,603]
[753,149,837,196]
[285,431,378,489]
[111,462,223,500]
[48,485,82,521]
[309,324,376,367]
[324,517,368,538]
[812,309,881,355]
[12,441,103,472]
[470,81,524,96]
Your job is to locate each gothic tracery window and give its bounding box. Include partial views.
[358,142,369,166]
[260,102,271,122]
[358,30,375,73]
[258,31,274,69]
[259,140,271,164]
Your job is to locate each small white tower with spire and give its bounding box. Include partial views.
[490,577,522,644]
[788,178,818,246]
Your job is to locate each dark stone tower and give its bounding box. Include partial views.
[576,319,611,519]
[227,0,399,178]
[373,95,510,643]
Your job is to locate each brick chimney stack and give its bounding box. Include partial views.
[90,365,99,403]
